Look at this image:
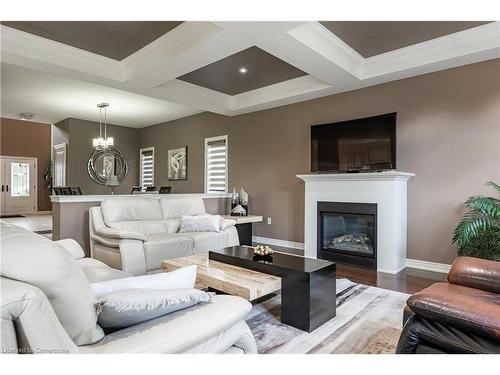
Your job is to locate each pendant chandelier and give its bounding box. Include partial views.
[92,102,114,149]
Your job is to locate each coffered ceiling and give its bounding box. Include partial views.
[1,21,183,60]
[178,46,306,95]
[1,21,499,127]
[319,21,491,57]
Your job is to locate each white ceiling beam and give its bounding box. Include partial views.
[361,22,500,79]
[1,21,499,127]
[287,22,364,79]
[121,22,256,88]
[230,75,333,114]
[147,79,233,115]
[0,25,123,82]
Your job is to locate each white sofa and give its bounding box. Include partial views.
[89,197,239,275]
[0,223,257,354]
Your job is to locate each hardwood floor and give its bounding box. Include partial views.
[252,242,447,295]
[336,263,447,294]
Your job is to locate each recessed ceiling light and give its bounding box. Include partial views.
[238,67,248,74]
[18,112,35,121]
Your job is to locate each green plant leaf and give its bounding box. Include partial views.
[465,196,500,217]
[453,213,500,247]
[486,180,500,194]
[453,181,500,261]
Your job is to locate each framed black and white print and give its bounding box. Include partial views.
[167,146,187,180]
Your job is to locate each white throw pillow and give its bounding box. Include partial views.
[179,214,221,233]
[96,288,213,329]
[91,265,197,295]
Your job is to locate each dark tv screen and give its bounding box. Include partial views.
[311,113,396,173]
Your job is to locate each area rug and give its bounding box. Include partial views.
[245,279,409,354]
[34,229,53,239]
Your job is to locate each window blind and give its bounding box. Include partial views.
[205,136,228,193]
[140,148,154,189]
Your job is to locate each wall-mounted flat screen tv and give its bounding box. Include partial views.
[311,113,396,173]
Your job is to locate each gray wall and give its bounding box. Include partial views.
[55,118,140,195]
[139,59,500,264]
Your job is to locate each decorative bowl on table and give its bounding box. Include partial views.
[252,245,274,263]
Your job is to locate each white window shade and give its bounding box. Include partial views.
[140,147,154,190]
[205,136,228,193]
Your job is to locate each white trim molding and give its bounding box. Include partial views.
[50,193,231,203]
[406,259,452,274]
[362,22,500,79]
[251,236,452,274]
[288,22,364,78]
[252,236,305,251]
[297,171,415,182]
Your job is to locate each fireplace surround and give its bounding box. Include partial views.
[297,171,414,274]
[317,201,377,268]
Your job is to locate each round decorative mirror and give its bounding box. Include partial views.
[87,147,129,185]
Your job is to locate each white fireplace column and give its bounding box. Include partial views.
[297,171,415,274]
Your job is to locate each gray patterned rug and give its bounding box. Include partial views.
[245,279,409,354]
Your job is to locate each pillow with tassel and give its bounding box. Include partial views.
[96,288,214,330]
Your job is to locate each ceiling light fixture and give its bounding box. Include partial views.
[238,67,248,74]
[18,112,35,121]
[92,103,114,149]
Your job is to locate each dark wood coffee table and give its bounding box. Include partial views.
[209,246,336,332]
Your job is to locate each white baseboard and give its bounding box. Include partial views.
[252,236,452,274]
[406,258,451,274]
[377,264,407,275]
[252,236,305,251]
[24,211,52,215]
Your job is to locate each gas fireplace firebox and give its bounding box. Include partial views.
[317,201,377,268]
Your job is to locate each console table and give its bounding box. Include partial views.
[221,215,263,246]
[209,246,336,332]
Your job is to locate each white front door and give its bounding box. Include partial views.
[0,157,37,215]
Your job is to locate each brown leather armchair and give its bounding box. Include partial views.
[396,256,500,354]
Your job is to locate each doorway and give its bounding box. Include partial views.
[0,156,37,216]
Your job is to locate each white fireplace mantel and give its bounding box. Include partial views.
[297,171,415,274]
[296,171,415,183]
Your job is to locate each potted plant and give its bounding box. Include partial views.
[43,161,53,192]
[452,181,500,261]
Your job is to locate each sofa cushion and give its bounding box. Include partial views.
[101,198,163,226]
[181,231,230,252]
[80,295,253,353]
[160,198,206,220]
[144,233,194,271]
[109,220,170,236]
[407,282,500,341]
[165,219,181,233]
[0,223,104,346]
[79,258,131,283]
[1,278,79,354]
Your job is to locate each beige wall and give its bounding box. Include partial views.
[56,118,140,195]
[0,117,52,211]
[140,59,500,264]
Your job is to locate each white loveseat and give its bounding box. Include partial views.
[89,197,239,275]
[0,223,257,354]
